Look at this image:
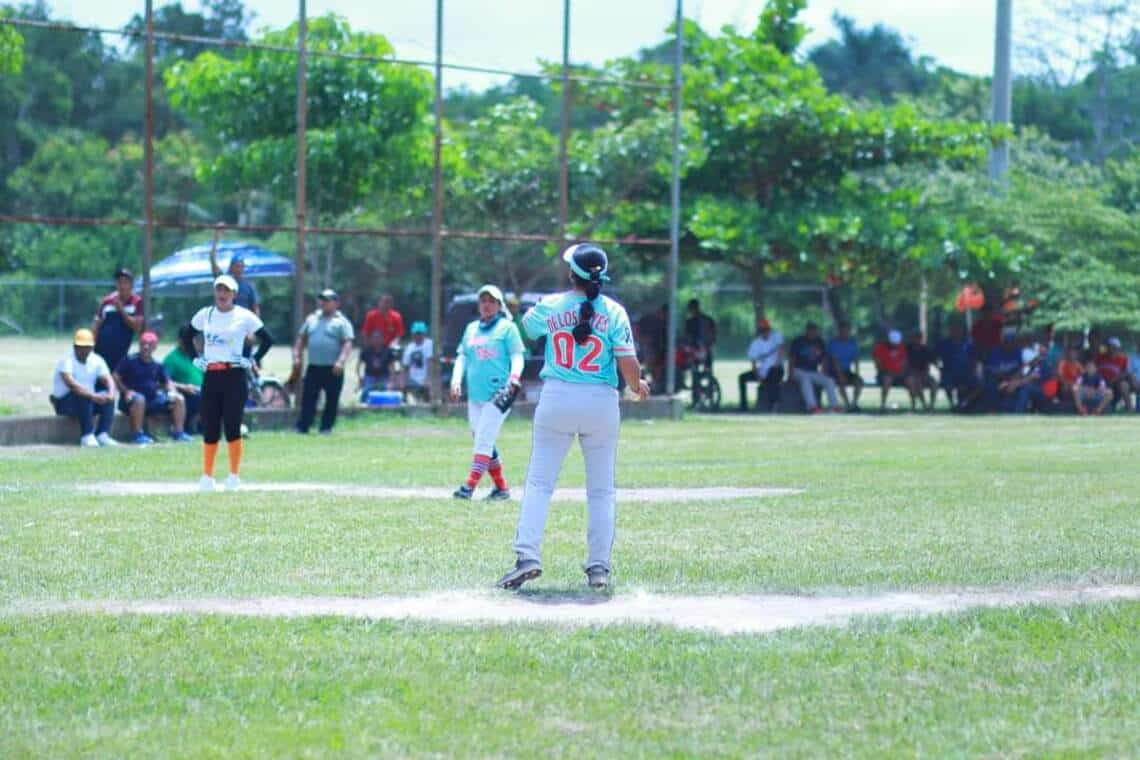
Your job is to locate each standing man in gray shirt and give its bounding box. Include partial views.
[293,289,355,434]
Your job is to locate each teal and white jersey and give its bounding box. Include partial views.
[523,292,636,388]
[457,316,526,402]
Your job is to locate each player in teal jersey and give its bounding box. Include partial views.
[497,244,650,591]
[450,284,526,500]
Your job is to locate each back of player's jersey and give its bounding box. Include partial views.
[522,292,636,387]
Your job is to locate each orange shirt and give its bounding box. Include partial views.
[1057,359,1082,386]
[361,308,405,346]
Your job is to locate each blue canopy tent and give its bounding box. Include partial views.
[136,241,295,295]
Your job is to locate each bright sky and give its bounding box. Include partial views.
[49,0,1026,88]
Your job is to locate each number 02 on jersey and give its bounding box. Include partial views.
[551,331,603,373]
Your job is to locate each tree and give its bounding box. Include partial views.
[808,14,934,103]
[165,14,432,224]
[0,11,23,75]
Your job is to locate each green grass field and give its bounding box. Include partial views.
[1,414,1138,756]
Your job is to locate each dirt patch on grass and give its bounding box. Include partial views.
[11,585,1138,635]
[76,482,804,502]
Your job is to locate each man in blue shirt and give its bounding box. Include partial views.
[935,321,978,410]
[982,327,1023,412]
[825,321,863,411]
[113,331,191,444]
[209,227,260,315]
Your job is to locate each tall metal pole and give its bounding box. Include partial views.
[142,0,154,323]
[989,0,1013,185]
[558,0,570,239]
[665,0,683,396]
[429,0,444,404]
[293,0,308,331]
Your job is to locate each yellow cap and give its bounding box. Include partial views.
[73,328,95,347]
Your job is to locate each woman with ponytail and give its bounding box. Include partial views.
[496,243,650,591]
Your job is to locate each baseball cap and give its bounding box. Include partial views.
[477,284,505,305]
[888,329,902,344]
[114,267,133,280]
[140,331,159,344]
[1108,337,1123,349]
[757,318,771,331]
[214,274,239,291]
[229,252,246,265]
[73,328,95,347]
[317,288,339,301]
[411,321,428,335]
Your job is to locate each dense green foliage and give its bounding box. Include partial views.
[2,0,1140,340]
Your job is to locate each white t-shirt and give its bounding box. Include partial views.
[53,350,111,398]
[747,331,784,375]
[190,305,264,364]
[401,338,433,387]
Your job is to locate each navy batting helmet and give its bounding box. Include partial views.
[562,243,611,283]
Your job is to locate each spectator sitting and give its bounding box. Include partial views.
[113,331,191,444]
[50,328,118,447]
[400,321,434,402]
[92,267,144,372]
[1002,346,1046,414]
[935,322,978,411]
[1056,346,1084,406]
[638,304,669,394]
[739,317,784,412]
[825,321,863,411]
[872,330,914,412]
[1096,337,1133,411]
[904,331,937,411]
[981,327,1023,412]
[362,294,406,348]
[1075,359,1113,416]
[788,322,841,414]
[357,329,393,402]
[161,324,203,433]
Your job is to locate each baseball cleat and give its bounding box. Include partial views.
[224,474,241,492]
[585,565,610,590]
[453,484,474,500]
[198,475,216,493]
[496,559,542,590]
[485,487,511,501]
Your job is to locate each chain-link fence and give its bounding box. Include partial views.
[0,1,686,398]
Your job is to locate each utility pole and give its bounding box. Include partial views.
[142,0,154,323]
[294,0,308,330]
[558,0,571,241]
[989,0,1013,185]
[665,0,683,396]
[429,0,444,405]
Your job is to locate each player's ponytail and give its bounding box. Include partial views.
[571,273,601,346]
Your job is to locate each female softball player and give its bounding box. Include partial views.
[497,243,649,591]
[451,284,526,500]
[190,274,273,492]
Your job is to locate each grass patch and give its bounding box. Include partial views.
[1,603,1136,757]
[1,415,1138,600]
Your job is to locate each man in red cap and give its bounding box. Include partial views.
[739,317,784,412]
[113,330,191,444]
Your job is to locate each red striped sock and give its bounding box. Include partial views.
[465,454,492,489]
[488,458,508,490]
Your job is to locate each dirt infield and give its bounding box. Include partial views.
[76,482,805,502]
[11,585,1138,634]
